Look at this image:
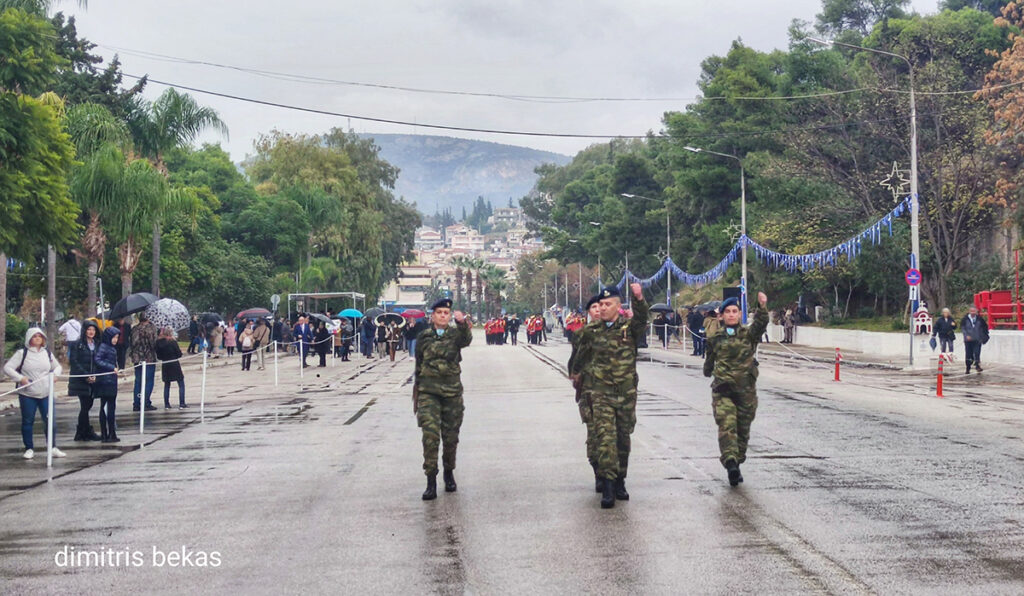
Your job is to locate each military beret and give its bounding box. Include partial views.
[598,286,621,300]
[430,298,453,310]
[586,294,601,309]
[721,297,740,311]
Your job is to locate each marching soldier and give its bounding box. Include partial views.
[569,283,648,509]
[568,294,604,493]
[703,292,769,486]
[413,298,473,500]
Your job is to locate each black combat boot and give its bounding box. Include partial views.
[592,463,601,493]
[422,474,437,501]
[726,460,743,486]
[85,426,102,441]
[443,469,457,492]
[614,478,629,501]
[600,478,615,509]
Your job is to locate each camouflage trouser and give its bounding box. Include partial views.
[712,390,757,467]
[417,392,465,476]
[577,392,598,468]
[592,389,637,481]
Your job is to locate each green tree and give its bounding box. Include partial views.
[65,102,131,315]
[127,88,227,295]
[0,5,80,346]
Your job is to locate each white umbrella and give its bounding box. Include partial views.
[144,298,190,332]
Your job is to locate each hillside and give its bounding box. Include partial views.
[358,134,571,214]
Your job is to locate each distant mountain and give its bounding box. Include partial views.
[358,134,571,215]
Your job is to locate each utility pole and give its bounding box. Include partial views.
[809,37,920,367]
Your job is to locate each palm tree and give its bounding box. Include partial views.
[127,88,227,296]
[450,255,475,309]
[480,265,508,317]
[65,103,130,315]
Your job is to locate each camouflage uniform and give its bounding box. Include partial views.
[703,305,769,467]
[567,334,598,470]
[569,298,649,481]
[414,320,473,476]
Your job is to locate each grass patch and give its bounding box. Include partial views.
[809,316,908,332]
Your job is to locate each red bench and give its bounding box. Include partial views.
[974,290,1023,330]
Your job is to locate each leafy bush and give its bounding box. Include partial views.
[6,313,27,342]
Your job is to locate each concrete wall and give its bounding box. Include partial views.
[767,324,1023,366]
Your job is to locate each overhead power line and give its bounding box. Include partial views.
[122,74,649,138]
[125,74,976,141]
[103,43,1024,103]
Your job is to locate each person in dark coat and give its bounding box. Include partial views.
[94,327,121,442]
[932,307,957,355]
[68,320,102,441]
[314,321,331,367]
[187,316,200,354]
[960,306,989,374]
[155,327,187,409]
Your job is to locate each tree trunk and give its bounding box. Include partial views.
[87,260,99,318]
[1,252,7,358]
[151,220,161,296]
[119,236,143,298]
[47,245,57,343]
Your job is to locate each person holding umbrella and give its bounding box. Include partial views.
[314,321,330,367]
[155,327,188,409]
[239,321,256,371]
[252,318,271,370]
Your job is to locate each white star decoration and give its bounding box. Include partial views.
[879,162,910,203]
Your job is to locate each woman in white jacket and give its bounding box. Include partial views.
[3,328,65,459]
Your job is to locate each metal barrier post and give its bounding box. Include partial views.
[47,373,55,469]
[139,363,147,435]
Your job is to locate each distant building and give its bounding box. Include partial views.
[414,227,443,251]
[448,226,485,253]
[490,207,522,227]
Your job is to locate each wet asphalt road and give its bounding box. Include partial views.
[1,333,1023,594]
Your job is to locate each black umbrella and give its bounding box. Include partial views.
[650,303,674,314]
[309,313,331,325]
[109,292,159,320]
[199,312,223,325]
[364,307,385,320]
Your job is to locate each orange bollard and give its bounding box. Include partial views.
[936,353,944,398]
[834,347,842,382]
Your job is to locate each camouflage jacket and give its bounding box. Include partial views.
[703,305,769,393]
[129,321,157,364]
[569,298,649,393]
[415,320,473,397]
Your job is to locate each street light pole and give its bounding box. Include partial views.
[682,147,748,323]
[809,37,920,367]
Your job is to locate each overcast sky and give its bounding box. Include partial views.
[61,0,939,160]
